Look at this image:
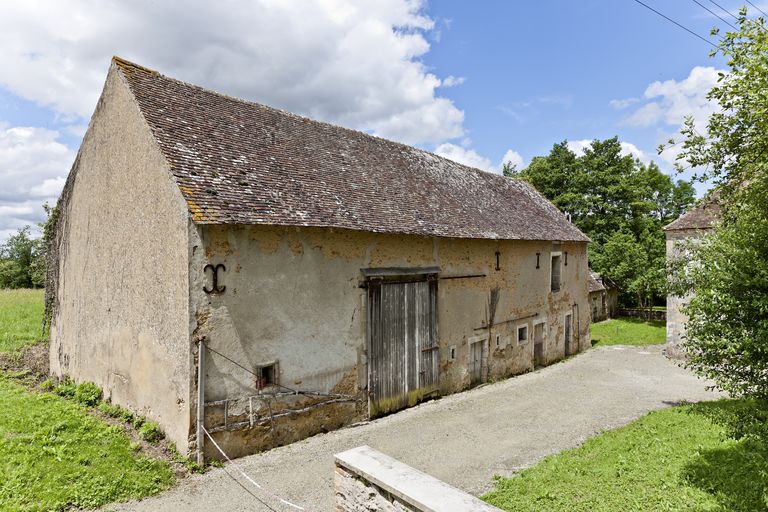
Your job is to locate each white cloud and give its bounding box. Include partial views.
[29,177,66,197]
[441,75,465,87]
[622,66,722,129]
[63,124,88,138]
[623,102,665,127]
[434,143,493,172]
[565,139,591,157]
[618,142,647,162]
[0,204,35,217]
[0,125,73,240]
[434,144,526,175]
[566,139,649,163]
[609,97,639,110]
[499,149,524,170]
[621,66,725,175]
[0,0,464,146]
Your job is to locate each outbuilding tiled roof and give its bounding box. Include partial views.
[113,57,588,242]
[588,272,606,293]
[664,195,720,232]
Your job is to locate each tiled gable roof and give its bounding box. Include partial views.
[588,272,606,293]
[664,195,720,232]
[112,57,588,242]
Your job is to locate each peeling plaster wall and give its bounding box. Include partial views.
[666,228,709,358]
[191,224,589,457]
[49,65,193,451]
[589,288,617,322]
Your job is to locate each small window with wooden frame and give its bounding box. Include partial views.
[550,252,562,293]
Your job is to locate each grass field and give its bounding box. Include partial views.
[0,290,176,510]
[0,288,45,353]
[483,400,768,512]
[590,317,666,347]
[0,376,174,511]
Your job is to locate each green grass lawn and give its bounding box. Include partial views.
[0,376,174,511]
[0,288,45,353]
[590,317,666,347]
[0,290,176,510]
[483,401,768,512]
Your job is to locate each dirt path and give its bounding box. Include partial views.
[109,346,721,511]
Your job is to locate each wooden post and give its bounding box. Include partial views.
[196,337,205,466]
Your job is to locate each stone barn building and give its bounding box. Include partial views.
[664,196,720,358]
[49,58,591,460]
[587,271,618,322]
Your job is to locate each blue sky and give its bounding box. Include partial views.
[423,1,730,166]
[0,0,762,242]
[419,0,751,175]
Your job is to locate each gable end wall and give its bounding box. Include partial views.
[49,65,193,450]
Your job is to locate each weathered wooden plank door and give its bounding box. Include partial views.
[367,278,438,417]
[469,341,483,385]
[533,322,545,367]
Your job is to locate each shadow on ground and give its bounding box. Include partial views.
[683,401,768,511]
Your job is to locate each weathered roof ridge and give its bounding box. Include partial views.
[112,56,158,76]
[111,57,589,242]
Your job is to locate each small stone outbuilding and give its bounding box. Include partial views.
[664,196,720,357]
[587,271,618,322]
[49,57,591,460]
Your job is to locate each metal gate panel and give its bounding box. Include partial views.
[368,278,438,417]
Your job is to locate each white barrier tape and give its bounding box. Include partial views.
[202,425,307,511]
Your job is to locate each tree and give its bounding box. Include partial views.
[511,137,694,308]
[669,11,768,426]
[0,227,43,288]
[592,229,666,310]
[501,161,517,177]
[0,203,56,289]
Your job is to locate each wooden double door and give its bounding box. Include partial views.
[367,277,439,417]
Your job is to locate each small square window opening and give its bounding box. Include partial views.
[256,362,278,389]
[517,325,529,345]
[551,254,562,292]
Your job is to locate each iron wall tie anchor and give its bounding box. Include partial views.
[203,263,226,293]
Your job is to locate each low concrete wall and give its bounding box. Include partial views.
[334,445,501,512]
[618,308,666,321]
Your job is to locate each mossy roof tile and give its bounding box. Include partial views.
[113,57,589,242]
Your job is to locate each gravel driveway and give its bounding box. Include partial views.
[110,345,720,511]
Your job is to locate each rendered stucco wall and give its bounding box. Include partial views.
[666,228,709,358]
[49,65,193,450]
[190,224,590,458]
[589,288,617,322]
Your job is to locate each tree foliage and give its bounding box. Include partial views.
[669,12,768,420]
[507,137,695,307]
[0,227,43,289]
[0,203,57,289]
